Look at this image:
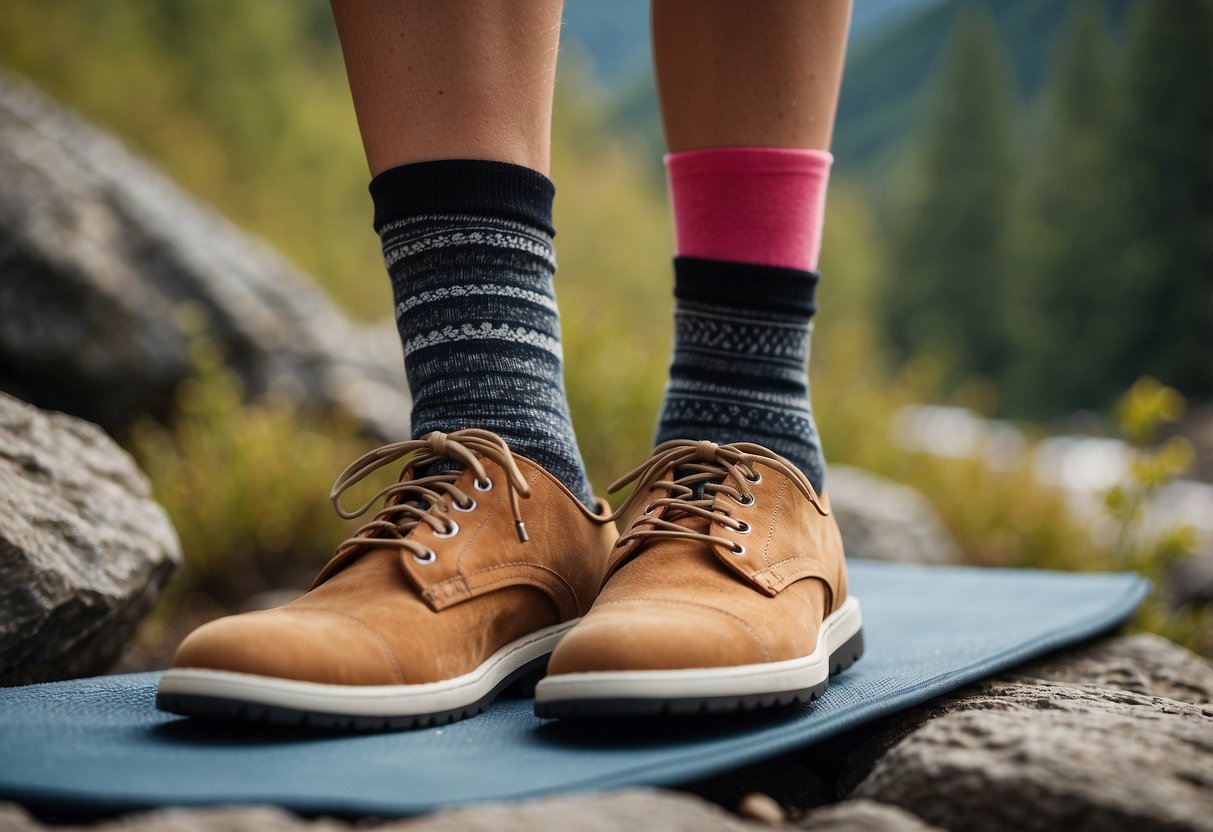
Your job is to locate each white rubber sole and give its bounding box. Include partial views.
[533,597,863,718]
[156,619,576,730]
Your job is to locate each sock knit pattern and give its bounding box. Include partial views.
[655,257,826,492]
[370,160,593,508]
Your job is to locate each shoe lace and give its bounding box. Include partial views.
[312,429,534,586]
[604,439,828,553]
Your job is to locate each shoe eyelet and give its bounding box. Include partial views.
[413,548,437,565]
[745,469,762,485]
[734,520,751,534]
[731,543,746,556]
[474,478,494,492]
[643,502,657,515]
[735,493,756,507]
[453,498,477,513]
[433,520,459,539]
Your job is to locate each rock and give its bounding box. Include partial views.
[797,800,945,831]
[0,791,770,832]
[0,794,950,832]
[827,466,962,564]
[853,679,1213,832]
[395,790,763,831]
[0,392,180,685]
[688,756,832,817]
[736,793,787,824]
[839,634,1213,832]
[0,803,348,832]
[1014,632,1213,705]
[0,72,409,441]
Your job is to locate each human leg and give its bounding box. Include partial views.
[158,1,613,728]
[536,0,861,718]
[333,0,593,507]
[332,0,563,175]
[651,0,851,494]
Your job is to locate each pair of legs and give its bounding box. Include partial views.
[156,1,862,727]
[333,0,851,500]
[333,0,850,176]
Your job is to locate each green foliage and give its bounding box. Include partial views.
[901,455,1107,572]
[1103,379,1208,652]
[128,328,383,610]
[882,7,1020,386]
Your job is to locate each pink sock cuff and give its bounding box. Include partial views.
[665,147,833,272]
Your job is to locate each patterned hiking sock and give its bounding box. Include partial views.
[655,257,826,493]
[655,147,833,492]
[370,159,594,508]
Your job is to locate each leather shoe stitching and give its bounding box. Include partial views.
[760,476,788,569]
[426,561,577,617]
[452,468,542,572]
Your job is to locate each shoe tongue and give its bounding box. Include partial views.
[673,464,732,502]
[415,458,464,478]
[656,465,723,534]
[384,459,463,511]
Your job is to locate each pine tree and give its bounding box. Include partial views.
[882,4,1020,388]
[1005,1,1119,418]
[1111,0,1213,402]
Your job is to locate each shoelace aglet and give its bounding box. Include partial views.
[515,520,529,543]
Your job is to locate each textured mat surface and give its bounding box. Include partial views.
[0,562,1148,817]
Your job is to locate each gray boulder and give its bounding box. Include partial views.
[1014,632,1213,704]
[0,392,180,685]
[0,791,767,832]
[848,635,1213,832]
[0,791,944,832]
[797,800,946,831]
[0,72,409,441]
[828,465,963,564]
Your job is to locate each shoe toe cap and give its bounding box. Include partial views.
[547,601,770,675]
[170,607,403,686]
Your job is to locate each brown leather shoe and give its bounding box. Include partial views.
[534,439,862,718]
[157,429,616,729]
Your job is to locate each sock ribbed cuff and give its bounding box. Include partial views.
[370,159,556,235]
[665,147,832,271]
[674,256,819,318]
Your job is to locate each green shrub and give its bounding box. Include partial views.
[129,332,390,611]
[1103,378,1209,653]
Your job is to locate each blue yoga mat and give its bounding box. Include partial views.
[0,562,1148,817]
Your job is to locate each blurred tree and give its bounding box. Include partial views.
[1005,1,1120,418]
[881,5,1020,390]
[1109,0,1213,402]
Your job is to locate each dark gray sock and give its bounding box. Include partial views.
[371,160,593,508]
[655,256,826,492]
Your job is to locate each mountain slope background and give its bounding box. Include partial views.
[576,0,1139,177]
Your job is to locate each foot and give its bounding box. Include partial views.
[157,429,617,730]
[534,439,862,719]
